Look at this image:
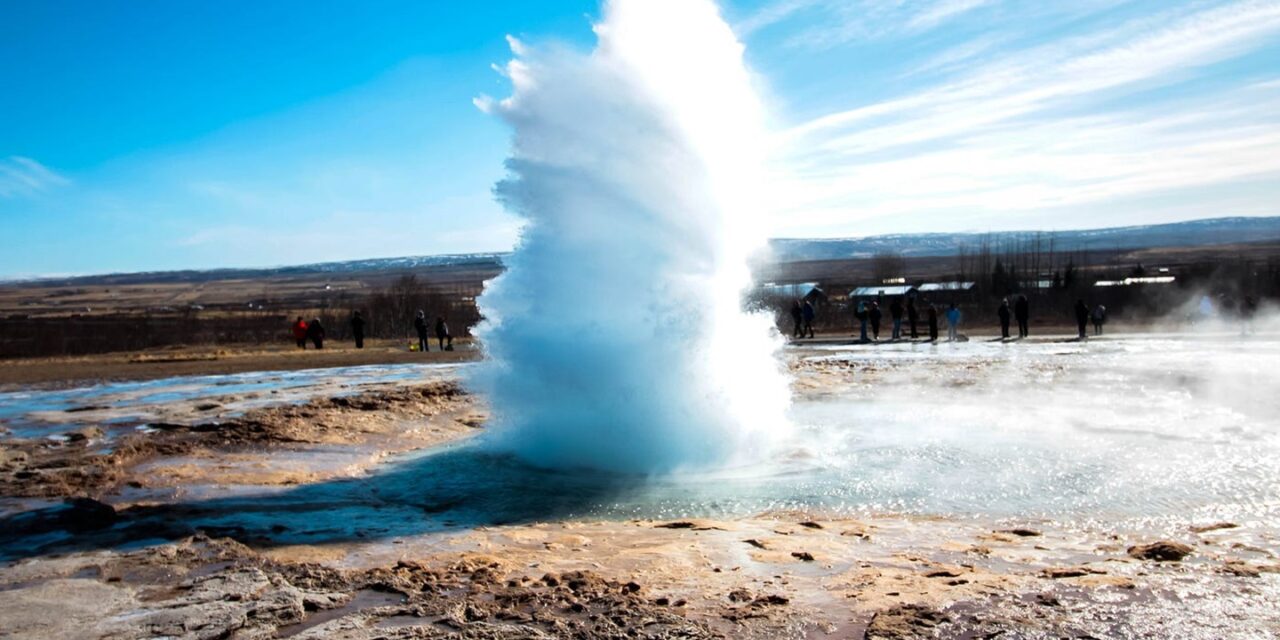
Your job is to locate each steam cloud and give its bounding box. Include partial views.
[471,0,791,474]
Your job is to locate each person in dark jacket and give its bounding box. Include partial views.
[869,301,882,341]
[997,298,1011,339]
[907,297,919,339]
[1014,295,1030,338]
[855,301,869,342]
[790,300,803,339]
[802,299,816,339]
[889,299,904,340]
[306,318,325,349]
[1091,304,1107,336]
[414,310,429,352]
[926,303,939,342]
[292,317,308,349]
[350,311,365,349]
[1074,299,1090,339]
[435,316,452,351]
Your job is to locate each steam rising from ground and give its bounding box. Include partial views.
[472,0,790,473]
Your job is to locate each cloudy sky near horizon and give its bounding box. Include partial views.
[3,0,1279,277]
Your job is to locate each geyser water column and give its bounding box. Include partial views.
[472,0,791,474]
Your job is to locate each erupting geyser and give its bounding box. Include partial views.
[472,0,791,474]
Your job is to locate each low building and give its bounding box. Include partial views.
[849,284,916,299]
[757,282,825,302]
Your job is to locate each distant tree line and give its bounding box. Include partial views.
[0,274,485,359]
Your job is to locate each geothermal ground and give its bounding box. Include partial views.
[1,332,1278,639]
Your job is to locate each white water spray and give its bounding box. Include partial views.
[472,0,791,474]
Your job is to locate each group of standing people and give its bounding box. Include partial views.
[1072,299,1107,338]
[995,295,1032,339]
[414,310,453,352]
[789,299,817,339]
[290,310,452,351]
[842,297,964,343]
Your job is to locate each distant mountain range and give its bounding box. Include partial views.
[766,216,1280,262]
[7,217,1278,286]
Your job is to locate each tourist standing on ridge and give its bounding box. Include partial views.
[435,316,452,351]
[907,297,920,339]
[414,310,430,352]
[1074,299,1090,339]
[802,299,816,339]
[306,318,326,350]
[998,298,1011,339]
[292,317,308,349]
[1015,295,1030,338]
[790,300,803,339]
[1091,304,1107,336]
[869,301,882,341]
[890,298,904,340]
[1242,296,1258,335]
[927,303,939,342]
[350,311,365,349]
[945,303,961,342]
[855,301,869,342]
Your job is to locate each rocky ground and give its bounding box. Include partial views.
[1,346,1278,638]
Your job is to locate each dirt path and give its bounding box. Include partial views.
[0,339,480,389]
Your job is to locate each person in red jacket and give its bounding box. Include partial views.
[291,317,308,349]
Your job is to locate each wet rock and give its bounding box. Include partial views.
[924,569,961,578]
[728,588,753,603]
[195,402,222,412]
[743,538,768,549]
[58,498,117,532]
[655,521,696,529]
[541,572,560,587]
[1128,541,1194,562]
[865,604,951,639]
[64,405,108,413]
[791,551,815,562]
[1190,522,1239,534]
[1000,528,1042,537]
[63,427,103,443]
[1042,567,1091,579]
[798,521,824,529]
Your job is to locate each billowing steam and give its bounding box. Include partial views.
[471,0,790,474]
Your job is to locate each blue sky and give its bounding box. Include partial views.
[2,0,1278,277]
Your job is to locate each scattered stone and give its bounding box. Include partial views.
[798,521,824,529]
[925,569,961,578]
[1220,561,1265,578]
[728,589,753,603]
[791,551,815,562]
[1128,541,1194,562]
[743,538,768,550]
[753,594,789,606]
[1035,593,1061,607]
[655,521,696,529]
[195,402,222,411]
[866,604,951,639]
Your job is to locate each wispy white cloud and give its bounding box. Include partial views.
[0,156,70,198]
[905,0,995,31]
[767,0,1280,235]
